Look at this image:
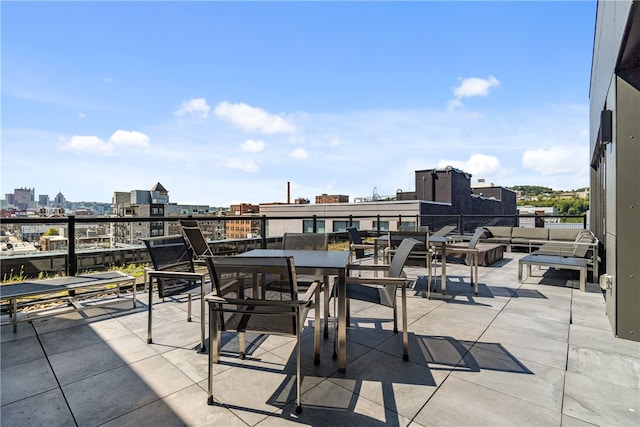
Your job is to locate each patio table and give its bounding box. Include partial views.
[236,249,351,372]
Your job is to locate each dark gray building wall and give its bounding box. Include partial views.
[590,0,640,341]
[470,188,518,216]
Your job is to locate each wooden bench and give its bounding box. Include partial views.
[0,271,136,332]
[518,254,588,291]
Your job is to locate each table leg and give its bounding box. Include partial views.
[200,274,206,353]
[441,242,447,295]
[12,298,17,333]
[338,268,347,373]
[323,275,329,339]
[147,276,153,344]
[518,261,523,282]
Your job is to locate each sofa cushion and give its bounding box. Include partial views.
[573,230,595,257]
[548,228,582,242]
[484,226,513,238]
[511,227,549,241]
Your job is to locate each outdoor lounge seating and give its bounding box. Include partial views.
[205,255,320,414]
[481,226,599,278]
[481,226,596,252]
[142,235,207,350]
[339,237,420,361]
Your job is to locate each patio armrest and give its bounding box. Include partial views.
[345,276,408,287]
[300,280,320,303]
[147,270,205,281]
[348,263,391,272]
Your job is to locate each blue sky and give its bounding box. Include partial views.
[2,1,597,207]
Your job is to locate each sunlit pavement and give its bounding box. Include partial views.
[2,252,639,426]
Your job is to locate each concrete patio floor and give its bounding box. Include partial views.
[2,252,639,426]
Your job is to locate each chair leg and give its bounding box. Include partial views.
[208,304,218,405]
[187,294,192,322]
[200,283,206,353]
[239,331,246,359]
[314,285,321,365]
[393,303,398,334]
[323,276,330,339]
[333,293,338,359]
[147,278,154,344]
[402,285,408,361]
[296,326,302,414]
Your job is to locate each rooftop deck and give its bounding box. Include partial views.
[2,252,638,426]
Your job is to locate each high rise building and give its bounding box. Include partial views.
[111,182,170,244]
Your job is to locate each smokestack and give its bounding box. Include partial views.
[287,181,291,204]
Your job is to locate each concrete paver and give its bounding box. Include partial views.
[1,252,639,426]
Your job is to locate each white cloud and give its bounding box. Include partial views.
[214,101,296,134]
[241,139,265,153]
[289,148,308,159]
[448,76,500,110]
[224,158,259,173]
[109,130,150,148]
[78,112,86,119]
[175,98,211,118]
[60,135,114,155]
[454,76,500,98]
[59,130,150,156]
[522,145,587,175]
[437,154,502,177]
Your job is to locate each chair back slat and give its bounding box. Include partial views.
[180,219,213,258]
[388,238,421,278]
[282,233,328,251]
[209,256,300,335]
[387,230,429,251]
[432,225,457,237]
[347,227,367,259]
[467,228,485,249]
[142,235,198,298]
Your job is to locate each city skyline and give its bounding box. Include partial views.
[2,1,596,206]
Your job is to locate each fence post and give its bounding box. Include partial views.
[67,215,77,276]
[313,215,317,233]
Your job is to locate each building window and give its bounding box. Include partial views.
[303,220,325,233]
[399,221,416,231]
[332,221,359,232]
[373,221,389,231]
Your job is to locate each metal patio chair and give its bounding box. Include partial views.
[336,238,420,361]
[282,232,332,338]
[346,226,377,264]
[206,255,320,414]
[142,235,207,350]
[435,227,485,296]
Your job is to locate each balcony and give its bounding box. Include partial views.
[1,246,638,425]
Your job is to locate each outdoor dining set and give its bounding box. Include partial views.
[142,221,481,413]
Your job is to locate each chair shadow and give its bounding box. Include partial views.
[414,275,549,303]
[209,316,533,425]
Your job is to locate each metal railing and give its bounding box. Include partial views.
[1,213,587,280]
